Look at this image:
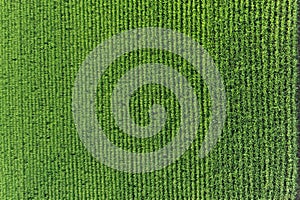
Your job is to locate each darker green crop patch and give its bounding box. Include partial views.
[96,49,210,153]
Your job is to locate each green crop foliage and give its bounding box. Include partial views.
[0,0,298,199]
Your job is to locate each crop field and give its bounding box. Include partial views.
[0,0,298,199]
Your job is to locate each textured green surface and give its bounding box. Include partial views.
[0,0,298,199]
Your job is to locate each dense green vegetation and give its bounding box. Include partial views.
[0,1,298,199]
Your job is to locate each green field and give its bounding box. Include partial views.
[0,0,298,199]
